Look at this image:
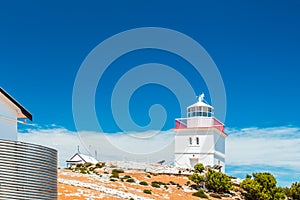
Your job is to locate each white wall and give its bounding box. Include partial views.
[175,153,214,168]
[0,95,18,141]
[187,117,213,128]
[174,129,226,171]
[214,133,225,154]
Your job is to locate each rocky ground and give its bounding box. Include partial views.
[58,163,243,200]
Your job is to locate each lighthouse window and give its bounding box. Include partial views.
[189,137,192,145]
[196,137,199,145]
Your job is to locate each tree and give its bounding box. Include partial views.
[289,182,300,199]
[240,172,285,200]
[240,178,262,200]
[189,173,204,186]
[194,163,205,173]
[189,163,205,187]
[205,169,232,193]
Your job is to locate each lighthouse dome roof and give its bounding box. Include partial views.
[187,93,213,109]
[188,100,213,109]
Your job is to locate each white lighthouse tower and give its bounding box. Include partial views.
[174,93,227,172]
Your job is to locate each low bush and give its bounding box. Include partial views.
[205,169,232,193]
[151,181,165,188]
[76,163,83,168]
[83,162,92,168]
[290,182,300,199]
[112,169,124,173]
[123,175,131,179]
[126,178,135,183]
[143,189,152,194]
[151,182,161,188]
[169,181,176,185]
[110,172,119,179]
[139,181,148,186]
[95,162,105,168]
[80,168,88,174]
[192,190,208,199]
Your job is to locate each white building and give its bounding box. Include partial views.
[66,153,99,167]
[174,93,227,172]
[0,88,32,140]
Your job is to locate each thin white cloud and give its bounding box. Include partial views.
[19,126,300,175]
[19,128,175,167]
[226,126,300,170]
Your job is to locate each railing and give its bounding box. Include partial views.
[174,117,225,133]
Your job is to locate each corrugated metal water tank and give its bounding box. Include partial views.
[0,139,57,200]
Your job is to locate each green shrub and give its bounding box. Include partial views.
[110,178,117,182]
[146,174,151,178]
[169,181,176,185]
[143,189,152,194]
[186,181,191,186]
[76,163,83,168]
[205,169,232,193]
[126,178,135,183]
[112,169,124,173]
[110,172,119,179]
[139,181,148,186]
[129,198,134,200]
[151,182,161,188]
[83,162,92,168]
[289,182,300,199]
[80,168,88,174]
[240,172,286,200]
[151,181,165,188]
[177,183,182,189]
[192,190,208,198]
[95,162,105,168]
[189,173,204,186]
[194,163,205,173]
[123,175,131,179]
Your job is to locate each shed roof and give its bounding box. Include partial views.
[67,153,98,164]
[0,88,32,121]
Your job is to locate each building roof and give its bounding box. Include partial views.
[66,153,98,164]
[187,101,213,109]
[0,88,32,121]
[187,93,213,109]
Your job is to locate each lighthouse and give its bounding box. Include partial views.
[174,93,227,172]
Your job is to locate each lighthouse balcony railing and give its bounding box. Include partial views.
[175,117,225,133]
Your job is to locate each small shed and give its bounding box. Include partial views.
[66,153,98,167]
[0,87,32,141]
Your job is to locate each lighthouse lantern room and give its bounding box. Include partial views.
[174,93,227,172]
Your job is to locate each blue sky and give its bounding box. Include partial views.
[1,1,300,186]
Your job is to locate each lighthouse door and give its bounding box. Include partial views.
[189,157,199,168]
